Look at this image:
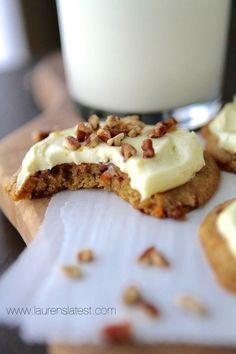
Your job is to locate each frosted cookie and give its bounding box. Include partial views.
[6,115,219,220]
[199,199,236,293]
[202,99,236,173]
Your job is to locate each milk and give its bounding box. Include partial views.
[56,0,230,113]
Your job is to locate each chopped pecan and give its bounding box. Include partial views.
[84,132,100,148]
[61,265,82,278]
[121,143,137,161]
[105,115,120,128]
[100,165,117,181]
[102,322,132,344]
[99,163,109,173]
[148,117,177,138]
[107,132,125,146]
[176,295,207,315]
[165,117,177,130]
[122,115,145,129]
[123,286,141,305]
[97,128,111,142]
[31,130,51,143]
[122,285,160,318]
[88,114,100,130]
[64,136,80,150]
[138,246,169,268]
[76,122,93,134]
[76,122,93,142]
[140,301,160,317]
[141,138,155,158]
[148,122,167,138]
[127,126,142,137]
[77,249,94,263]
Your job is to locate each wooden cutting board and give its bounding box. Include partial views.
[0,52,234,354]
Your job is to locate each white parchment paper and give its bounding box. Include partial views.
[0,172,236,345]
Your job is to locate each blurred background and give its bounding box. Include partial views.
[0,0,235,101]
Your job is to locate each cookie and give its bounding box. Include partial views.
[202,125,236,173]
[199,199,236,293]
[6,115,220,219]
[7,151,219,220]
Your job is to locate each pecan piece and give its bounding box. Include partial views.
[127,126,142,137]
[31,130,51,143]
[84,132,100,148]
[97,128,111,142]
[76,122,93,142]
[100,165,117,181]
[176,295,208,315]
[148,122,167,138]
[122,115,145,129]
[121,143,137,161]
[107,132,125,146]
[123,286,141,305]
[64,136,80,150]
[165,117,177,130]
[122,285,160,318]
[102,322,132,344]
[77,249,94,263]
[105,114,120,128]
[140,301,160,317]
[141,138,155,158]
[88,114,100,130]
[61,265,82,278]
[138,246,169,268]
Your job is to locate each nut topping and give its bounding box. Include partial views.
[97,128,111,142]
[127,126,142,137]
[76,122,93,142]
[140,301,160,317]
[148,117,177,138]
[84,132,100,148]
[148,122,167,138]
[176,294,208,315]
[61,265,82,278]
[88,114,100,130]
[102,322,132,344]
[106,115,121,128]
[123,286,141,305]
[141,138,155,158]
[138,246,169,268]
[165,116,177,130]
[122,285,160,318]
[64,136,80,150]
[121,143,137,161]
[77,249,94,263]
[107,132,125,146]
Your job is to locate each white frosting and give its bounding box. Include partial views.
[209,99,236,153]
[17,126,205,200]
[216,200,236,257]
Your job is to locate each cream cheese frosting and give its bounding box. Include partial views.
[216,200,236,257]
[16,125,205,200]
[209,98,236,153]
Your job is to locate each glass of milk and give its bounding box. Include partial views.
[56,0,231,128]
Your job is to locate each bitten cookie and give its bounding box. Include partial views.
[202,99,236,173]
[199,199,236,293]
[6,115,220,220]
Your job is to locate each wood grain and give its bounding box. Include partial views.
[0,53,235,353]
